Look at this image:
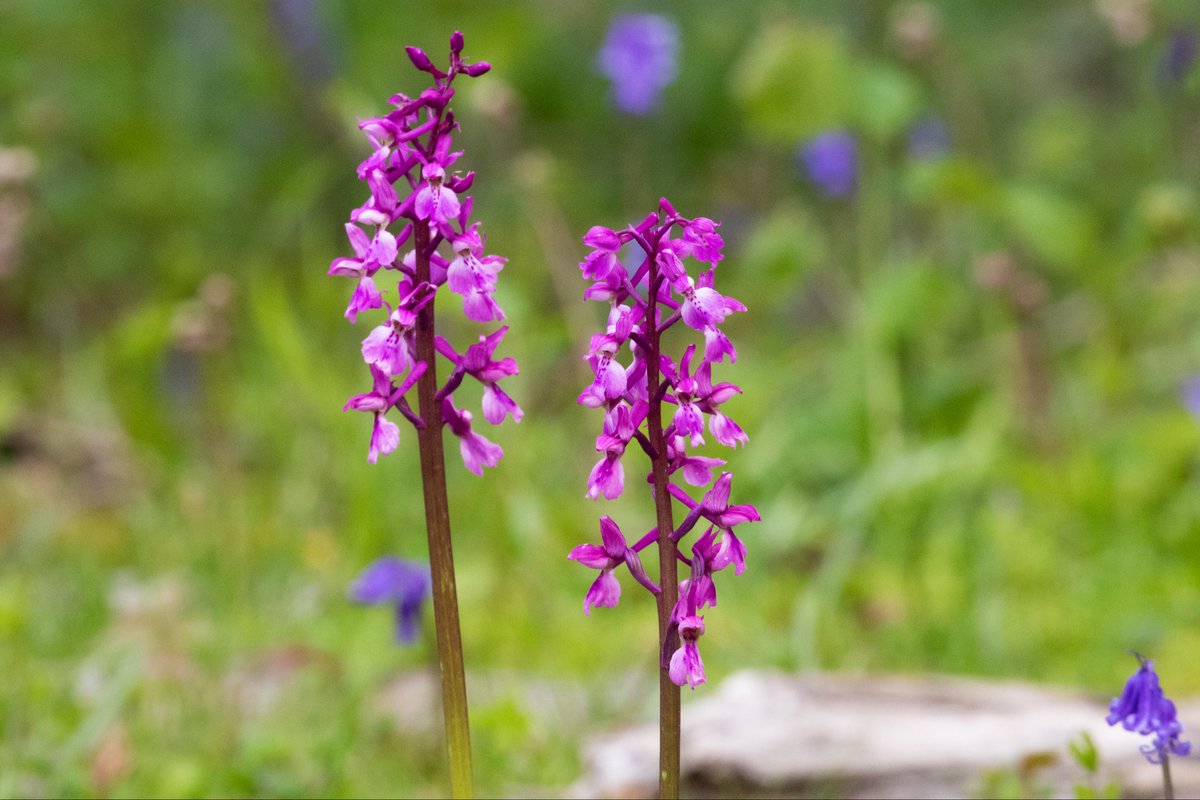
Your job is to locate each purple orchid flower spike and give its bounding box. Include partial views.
[349,556,432,643]
[568,199,760,797]
[327,33,515,796]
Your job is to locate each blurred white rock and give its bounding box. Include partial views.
[571,669,1200,799]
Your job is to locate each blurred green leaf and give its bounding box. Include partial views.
[1002,185,1098,271]
[852,63,923,143]
[1067,731,1098,773]
[730,20,851,142]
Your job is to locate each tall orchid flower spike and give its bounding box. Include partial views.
[566,201,759,799]
[327,32,510,799]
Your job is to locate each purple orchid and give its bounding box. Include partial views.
[597,13,679,115]
[330,33,509,795]
[343,362,426,463]
[328,32,518,466]
[1107,655,1191,764]
[567,199,759,691]
[349,556,432,643]
[442,397,504,476]
[568,516,659,614]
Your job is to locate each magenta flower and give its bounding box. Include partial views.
[349,556,432,643]
[668,615,706,689]
[442,397,503,476]
[446,226,507,322]
[414,162,461,227]
[680,217,723,267]
[578,333,629,408]
[579,226,625,282]
[328,223,398,321]
[343,363,426,463]
[701,472,761,531]
[435,326,523,425]
[361,280,437,376]
[568,515,658,614]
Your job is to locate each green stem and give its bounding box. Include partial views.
[413,221,473,799]
[645,247,680,799]
[1163,755,1174,800]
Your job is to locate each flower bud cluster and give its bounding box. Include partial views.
[330,33,519,469]
[568,199,760,688]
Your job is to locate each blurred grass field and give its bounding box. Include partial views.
[4,0,1200,796]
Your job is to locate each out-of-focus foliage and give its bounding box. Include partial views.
[4,0,1200,796]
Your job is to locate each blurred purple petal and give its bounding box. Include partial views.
[598,13,679,115]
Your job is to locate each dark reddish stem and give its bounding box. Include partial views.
[644,231,681,799]
[413,221,473,798]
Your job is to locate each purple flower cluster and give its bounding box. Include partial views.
[568,199,760,689]
[329,33,519,470]
[1107,656,1191,763]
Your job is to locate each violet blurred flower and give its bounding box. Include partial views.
[349,556,432,643]
[907,117,951,160]
[1107,655,1191,763]
[798,130,858,198]
[1160,27,1197,85]
[1180,376,1200,418]
[598,13,679,115]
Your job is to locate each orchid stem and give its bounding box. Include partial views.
[413,221,474,799]
[645,242,681,799]
[1163,755,1174,800]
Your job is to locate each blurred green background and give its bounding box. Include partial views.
[4,0,1200,796]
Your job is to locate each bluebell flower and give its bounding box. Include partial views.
[798,131,858,198]
[597,13,679,115]
[1160,27,1197,86]
[349,557,432,643]
[1180,376,1200,418]
[1107,656,1191,764]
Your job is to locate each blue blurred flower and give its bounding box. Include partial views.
[349,556,431,644]
[907,117,951,160]
[798,130,858,198]
[598,13,679,115]
[1160,27,1197,86]
[1180,376,1200,418]
[1107,655,1191,764]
